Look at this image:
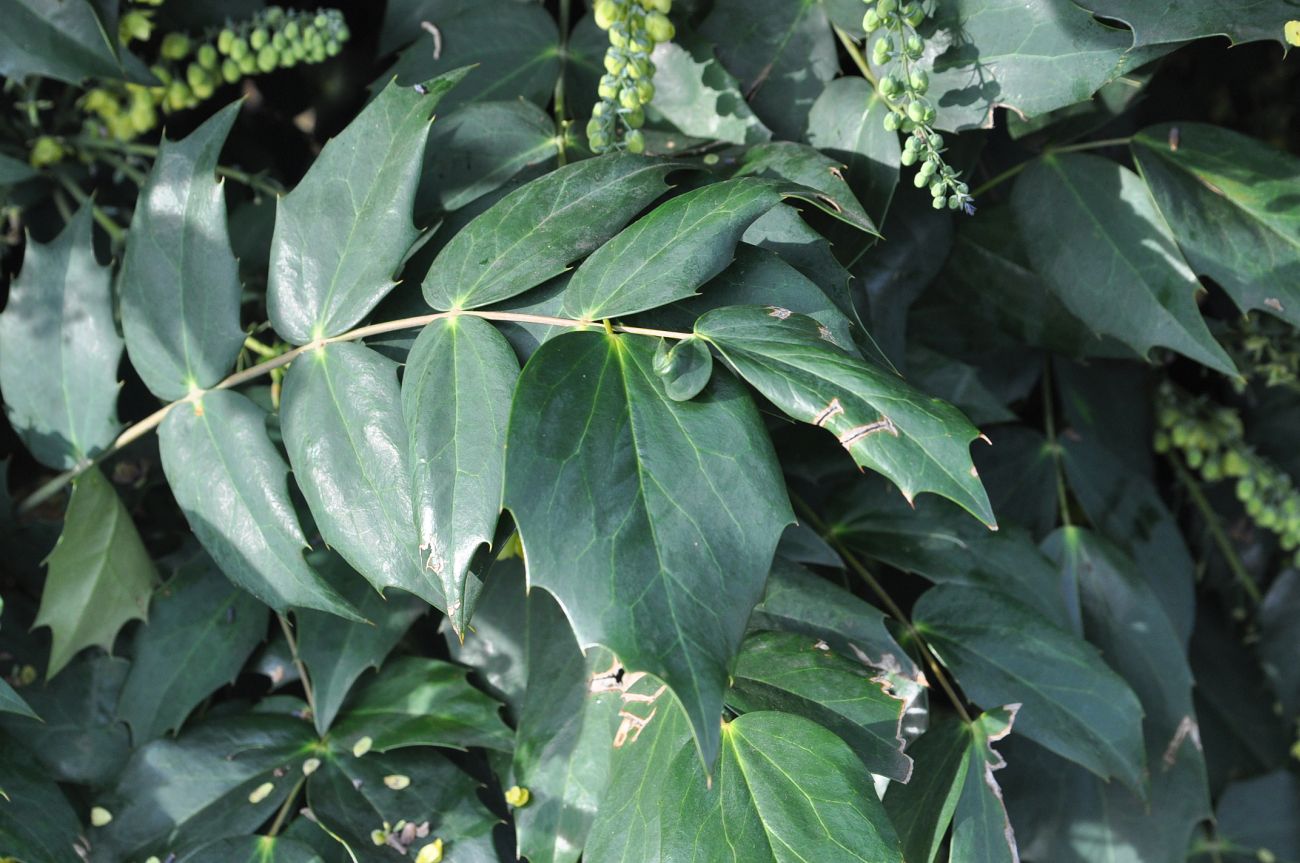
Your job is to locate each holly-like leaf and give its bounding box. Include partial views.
[0,655,130,786]
[660,711,905,863]
[805,77,900,228]
[117,552,268,744]
[0,730,81,863]
[306,743,498,863]
[1012,153,1236,376]
[646,36,772,146]
[91,713,317,862]
[0,152,37,185]
[913,583,1147,793]
[0,205,121,470]
[34,467,155,677]
[423,154,678,310]
[695,306,996,527]
[159,389,361,620]
[0,0,141,85]
[698,0,839,140]
[268,71,467,344]
[416,99,559,217]
[330,656,512,753]
[1074,0,1300,47]
[280,342,440,609]
[296,552,427,735]
[727,630,912,782]
[1132,122,1300,328]
[0,679,36,720]
[924,0,1168,131]
[178,835,325,863]
[401,316,519,635]
[734,141,879,236]
[504,331,793,768]
[119,102,245,400]
[512,591,623,863]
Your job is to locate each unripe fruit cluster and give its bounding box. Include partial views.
[77,7,349,143]
[588,0,675,154]
[861,0,974,214]
[1154,381,1300,567]
[1228,314,1300,394]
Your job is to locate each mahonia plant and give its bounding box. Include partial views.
[862,0,974,213]
[587,0,676,154]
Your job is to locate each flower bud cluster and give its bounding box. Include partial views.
[1228,314,1300,394]
[861,0,974,214]
[1154,381,1300,566]
[79,7,349,143]
[118,0,165,48]
[587,0,675,154]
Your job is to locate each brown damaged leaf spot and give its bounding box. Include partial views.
[1161,715,1203,768]
[813,398,845,427]
[837,417,899,448]
[766,305,793,320]
[1265,297,1284,312]
[420,21,443,60]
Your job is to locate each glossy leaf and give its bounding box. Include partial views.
[330,656,512,753]
[512,591,622,863]
[0,730,81,863]
[296,553,427,735]
[805,77,900,228]
[91,713,317,861]
[1074,0,1300,47]
[647,36,772,145]
[35,466,155,677]
[735,141,879,236]
[652,336,713,402]
[504,331,793,768]
[659,711,905,863]
[727,630,911,782]
[416,99,558,217]
[0,679,36,720]
[268,72,466,344]
[423,154,677,310]
[1215,772,1300,863]
[280,342,439,608]
[699,0,839,140]
[1013,153,1236,376]
[159,389,360,619]
[0,655,130,786]
[119,102,245,400]
[178,836,325,863]
[1133,122,1300,327]
[695,306,996,526]
[401,316,518,634]
[443,557,530,718]
[0,205,121,470]
[913,583,1146,793]
[1259,569,1300,719]
[0,0,140,85]
[117,552,268,743]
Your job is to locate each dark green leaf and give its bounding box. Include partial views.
[652,336,713,402]
[416,99,558,217]
[913,583,1146,792]
[0,730,81,863]
[0,152,37,185]
[178,835,325,863]
[1012,153,1236,376]
[695,306,996,526]
[727,630,911,782]
[699,0,839,140]
[646,36,772,145]
[401,316,519,634]
[504,331,793,768]
[1133,122,1300,327]
[0,678,36,720]
[0,205,121,470]
[0,0,140,85]
[92,713,317,861]
[969,425,1058,538]
[949,708,1020,863]
[1075,0,1300,47]
[268,72,466,344]
[735,141,879,236]
[1259,569,1300,719]
[0,655,130,785]
[159,389,361,620]
[281,342,440,609]
[35,466,155,677]
[330,656,511,753]
[423,154,677,310]
[297,554,427,735]
[905,344,1017,426]
[660,711,905,863]
[805,77,900,228]
[443,557,530,718]
[1215,772,1300,863]
[117,552,268,743]
[511,591,622,863]
[119,102,245,400]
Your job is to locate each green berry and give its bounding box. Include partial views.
[186,63,207,90]
[878,0,898,14]
[222,59,240,83]
[905,33,924,58]
[250,27,269,50]
[904,3,925,25]
[636,79,655,102]
[230,37,249,60]
[863,9,882,31]
[604,51,626,75]
[161,32,192,60]
[598,75,620,100]
[906,99,927,124]
[900,149,917,166]
[931,196,946,210]
[645,11,675,42]
[625,106,645,128]
[619,87,640,110]
[594,0,619,29]
[217,29,235,54]
[272,32,287,51]
[284,20,300,41]
[625,129,646,154]
[28,136,65,168]
[198,43,219,69]
[909,69,929,93]
[257,45,278,73]
[883,111,901,131]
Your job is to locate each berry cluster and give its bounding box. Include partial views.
[587,0,676,154]
[861,0,973,213]
[118,0,165,48]
[1154,381,1300,566]
[78,7,349,143]
[1228,314,1300,393]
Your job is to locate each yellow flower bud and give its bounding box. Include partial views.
[504,785,531,807]
[352,736,373,757]
[248,782,275,804]
[90,806,113,827]
[415,839,444,863]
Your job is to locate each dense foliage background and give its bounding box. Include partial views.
[1,0,1299,861]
